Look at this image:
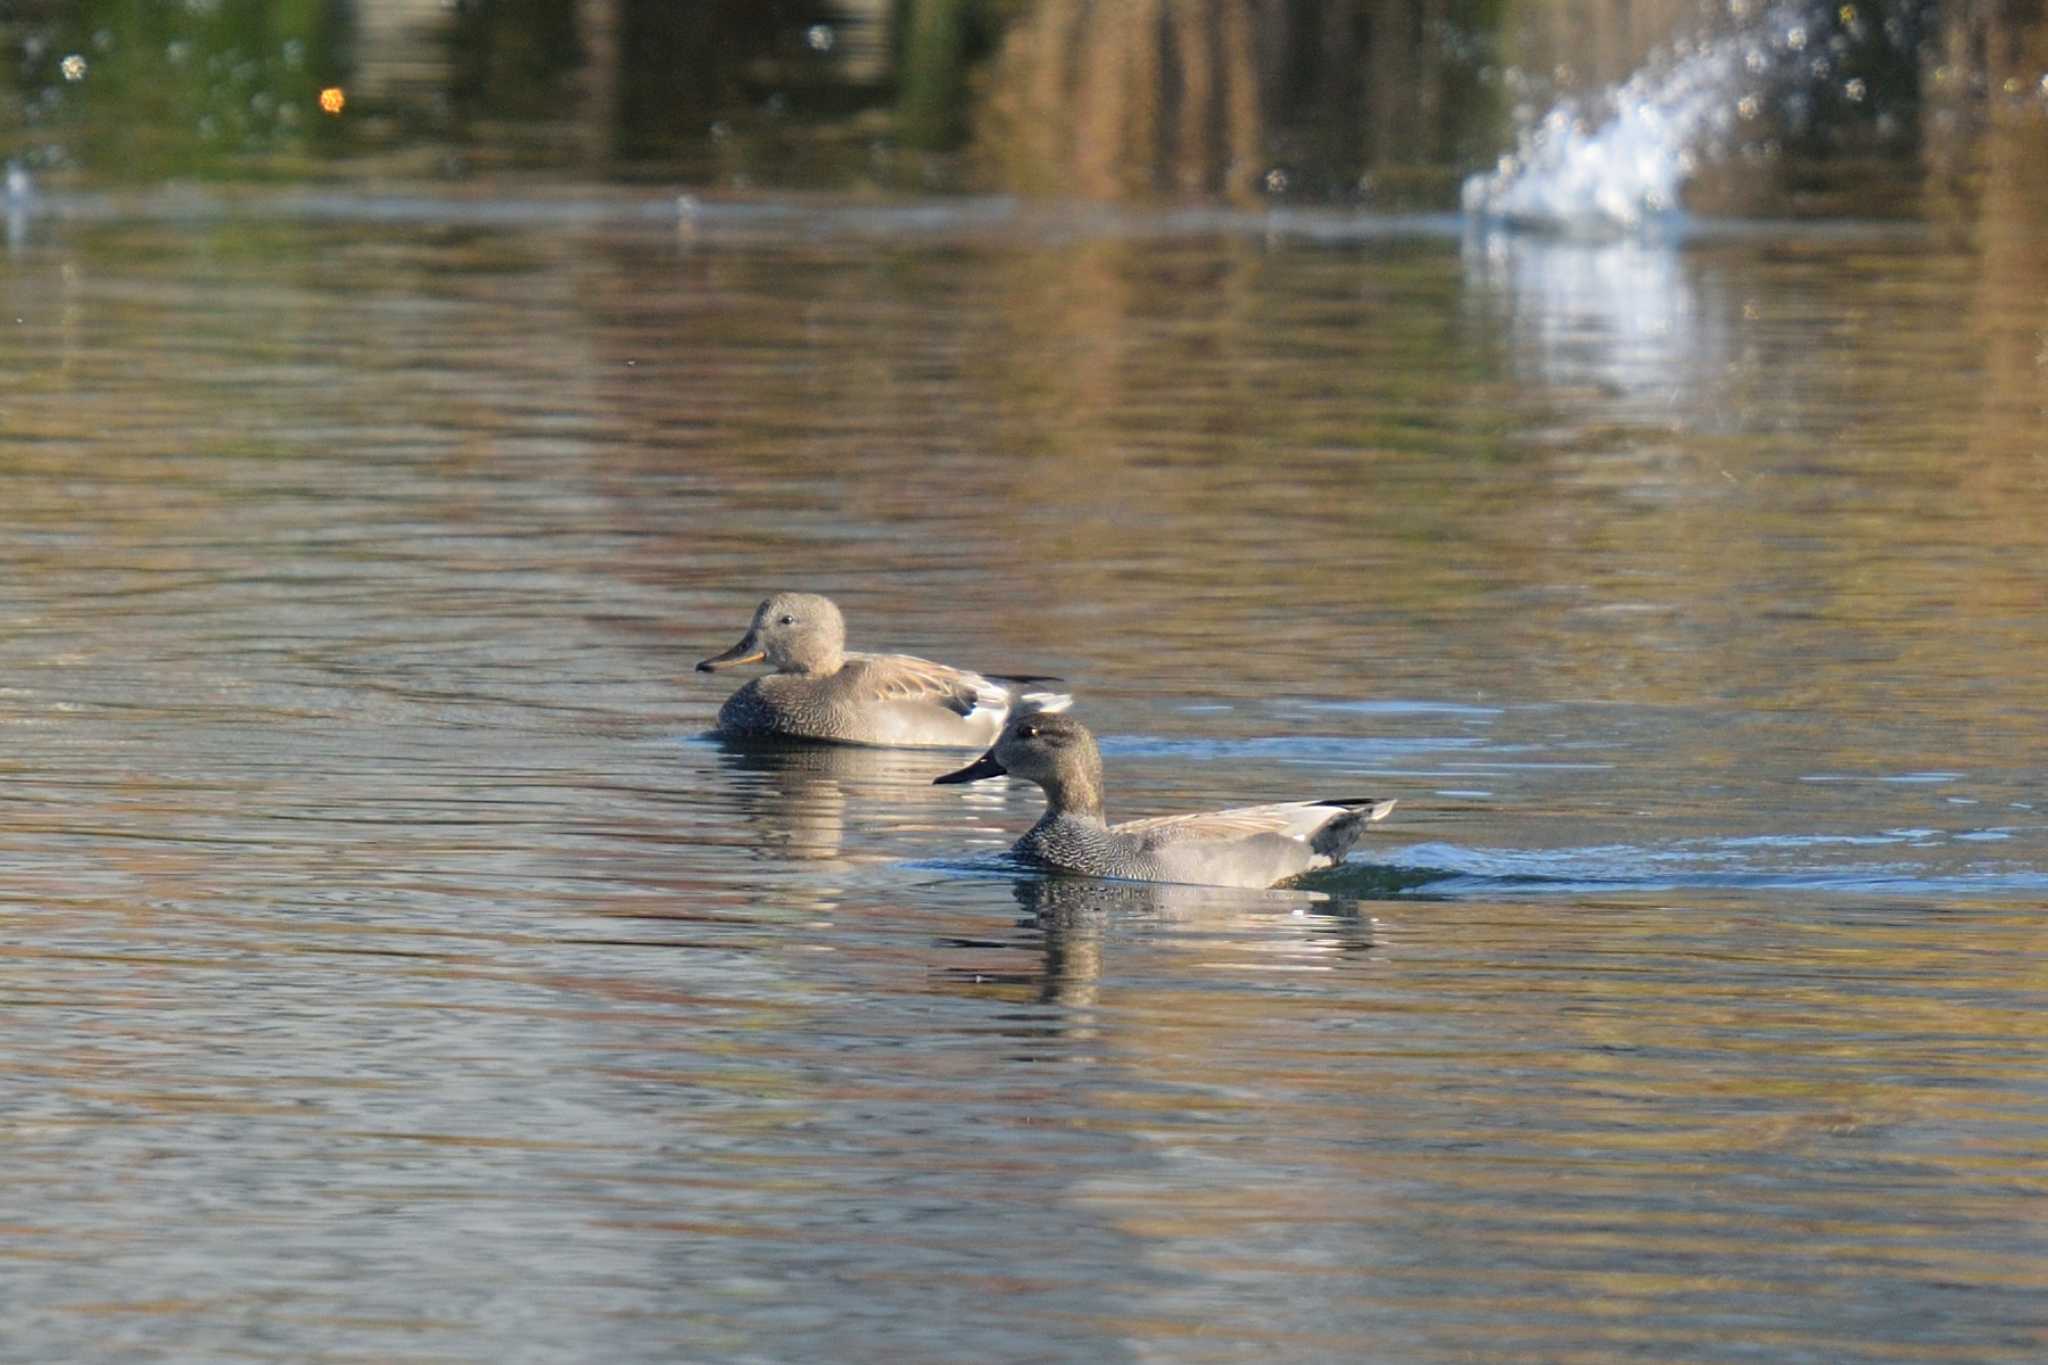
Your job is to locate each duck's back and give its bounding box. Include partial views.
[716,654,1048,747]
[1010,800,1390,889]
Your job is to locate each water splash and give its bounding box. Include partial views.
[1462,2,1817,233]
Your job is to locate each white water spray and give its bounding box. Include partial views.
[1462,2,1823,232]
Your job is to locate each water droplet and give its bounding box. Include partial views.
[1262,167,1289,194]
[805,24,836,53]
[1837,4,1857,23]
[1745,48,1767,75]
[1737,94,1761,120]
[1844,78,1867,103]
[1785,25,1807,52]
[59,53,87,82]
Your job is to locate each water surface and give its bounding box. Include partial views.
[1,193,2044,1362]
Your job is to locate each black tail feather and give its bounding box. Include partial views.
[1316,797,1397,821]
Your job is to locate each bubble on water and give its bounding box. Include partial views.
[1785,24,1807,51]
[805,24,836,53]
[59,54,87,81]
[1844,77,1867,102]
[1262,167,1289,194]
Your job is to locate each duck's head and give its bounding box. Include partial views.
[697,592,846,675]
[933,708,1100,792]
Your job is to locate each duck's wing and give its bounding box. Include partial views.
[1117,798,1397,888]
[1117,798,1396,849]
[839,653,1005,717]
[846,654,1069,719]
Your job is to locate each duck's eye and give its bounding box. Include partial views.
[777,615,796,626]
[1018,724,1038,738]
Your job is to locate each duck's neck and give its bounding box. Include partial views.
[1038,766,1105,822]
[785,647,844,677]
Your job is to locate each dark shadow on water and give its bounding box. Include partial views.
[1295,860,1449,899]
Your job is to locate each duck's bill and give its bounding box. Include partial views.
[932,750,1008,785]
[696,637,766,672]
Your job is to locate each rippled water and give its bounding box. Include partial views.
[2,192,2045,1362]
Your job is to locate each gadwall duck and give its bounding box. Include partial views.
[934,711,1396,889]
[697,592,1069,748]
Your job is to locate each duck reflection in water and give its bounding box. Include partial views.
[936,876,1383,1021]
[714,737,950,865]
